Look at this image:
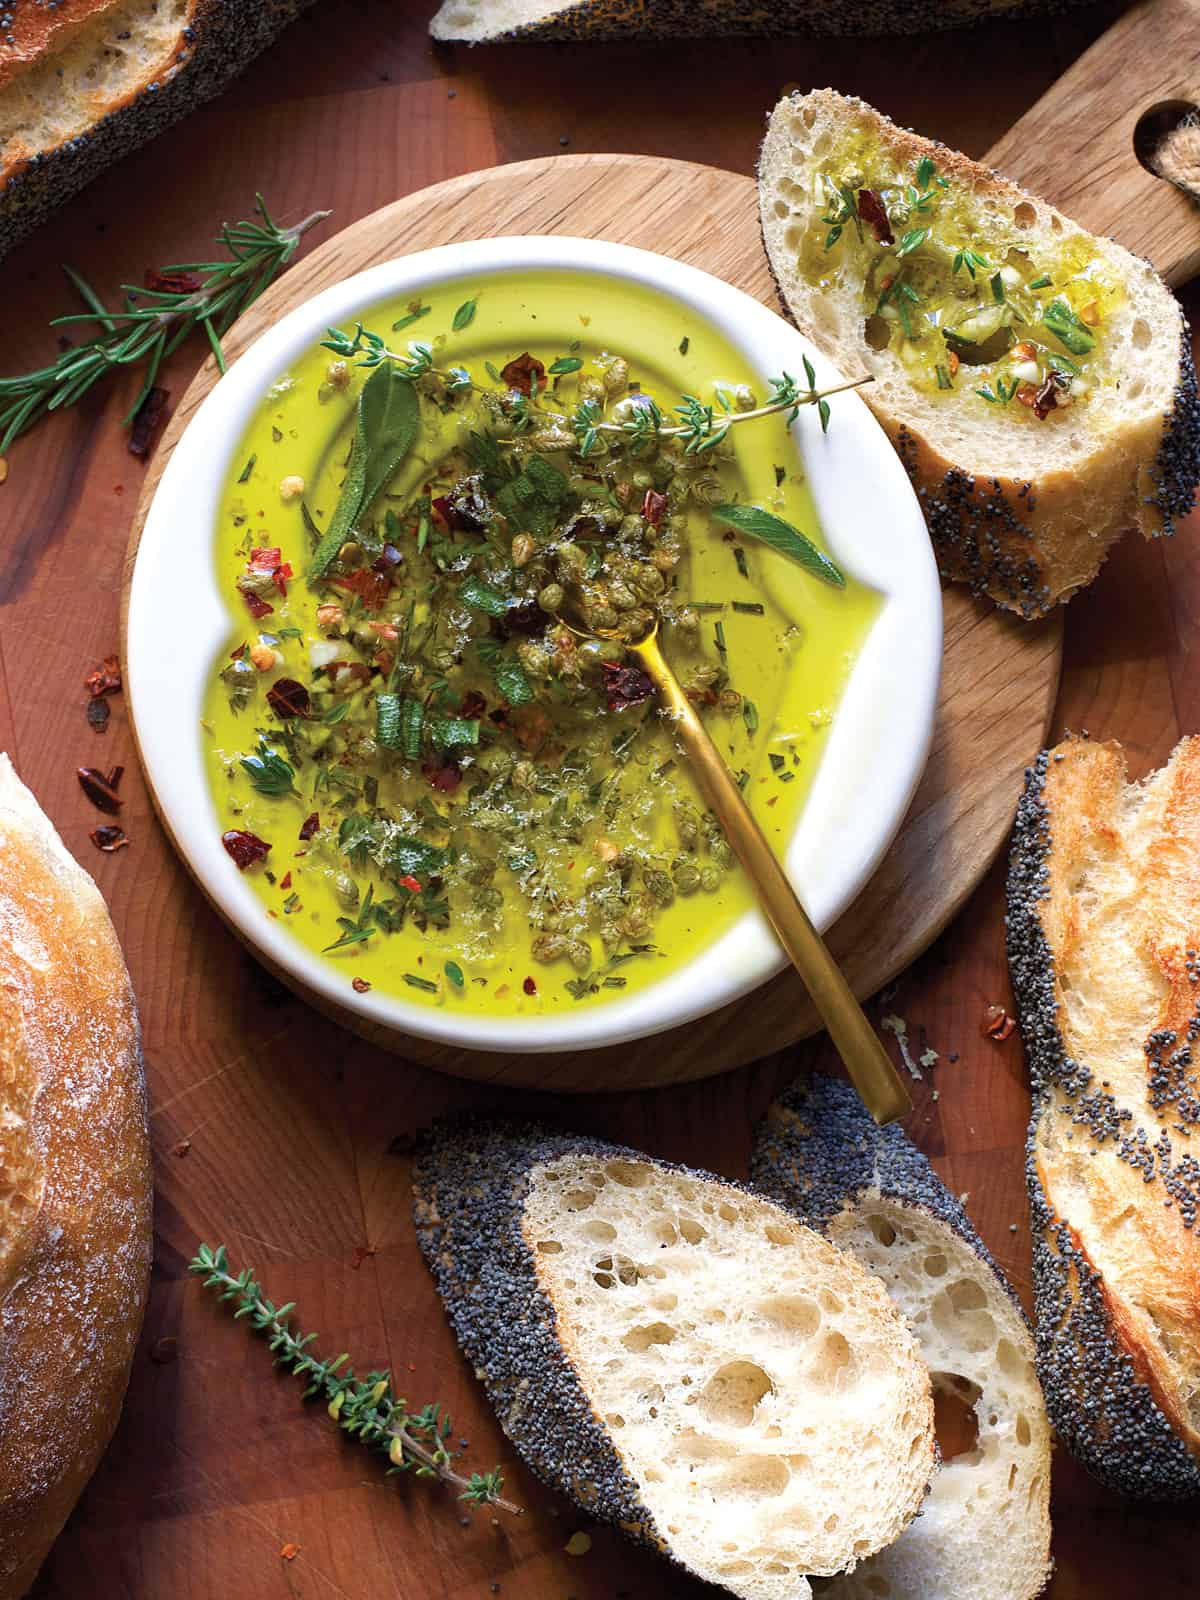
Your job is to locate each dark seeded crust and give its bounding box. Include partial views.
[0,0,317,261]
[758,93,1200,620]
[431,0,1088,42]
[1007,750,1200,1500]
[412,1120,664,1551]
[751,1073,1027,1324]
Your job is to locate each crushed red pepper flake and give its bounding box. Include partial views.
[349,1244,377,1270]
[857,187,893,245]
[144,267,203,295]
[85,654,122,698]
[279,872,292,891]
[266,677,311,720]
[500,351,546,396]
[298,811,320,841]
[352,976,372,994]
[221,829,271,870]
[982,1003,1017,1041]
[279,1544,301,1563]
[601,661,654,712]
[523,976,537,996]
[641,488,667,527]
[171,1139,191,1158]
[77,766,122,814]
[90,825,129,852]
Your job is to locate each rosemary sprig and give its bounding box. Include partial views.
[321,323,871,454]
[189,1243,519,1514]
[0,197,329,454]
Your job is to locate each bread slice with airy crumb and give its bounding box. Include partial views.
[430,0,1091,43]
[758,89,1200,618]
[752,1074,1053,1600]
[413,1120,936,1600]
[1008,734,1200,1499]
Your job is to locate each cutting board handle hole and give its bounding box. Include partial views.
[1133,100,1200,197]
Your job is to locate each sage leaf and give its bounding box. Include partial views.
[309,363,419,581]
[711,504,845,589]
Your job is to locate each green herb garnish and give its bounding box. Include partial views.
[240,738,298,796]
[1028,275,1052,291]
[403,972,438,992]
[452,298,478,331]
[238,453,256,483]
[1042,298,1096,356]
[548,356,583,375]
[444,960,465,988]
[952,247,991,280]
[325,884,377,952]
[711,504,845,589]
[392,304,431,332]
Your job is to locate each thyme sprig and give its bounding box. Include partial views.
[321,323,871,454]
[189,1244,519,1514]
[0,197,329,454]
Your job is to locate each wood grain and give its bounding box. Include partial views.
[125,154,1063,1090]
[985,0,1200,285]
[0,2,1195,1596]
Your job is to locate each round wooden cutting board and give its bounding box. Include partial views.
[128,152,1062,1090]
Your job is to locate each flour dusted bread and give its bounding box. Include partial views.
[0,0,316,259]
[752,1074,1052,1600]
[1008,734,1200,1498]
[0,755,151,1598]
[431,0,1089,42]
[759,89,1200,617]
[413,1120,935,1599]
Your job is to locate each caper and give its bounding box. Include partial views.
[733,384,757,413]
[608,580,637,610]
[618,514,644,541]
[631,564,665,598]
[675,606,700,633]
[672,860,701,895]
[584,603,618,632]
[516,638,553,677]
[700,865,721,893]
[567,941,592,973]
[685,665,720,695]
[474,885,504,913]
[537,582,565,613]
[555,543,588,583]
[578,374,605,405]
[711,837,735,870]
[511,533,536,568]
[602,357,628,395]
[674,802,700,849]
[337,541,365,567]
[334,873,360,910]
[643,867,675,907]
[531,932,568,963]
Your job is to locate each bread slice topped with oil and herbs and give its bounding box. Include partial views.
[751,1074,1053,1600]
[759,89,1200,618]
[413,1120,936,1600]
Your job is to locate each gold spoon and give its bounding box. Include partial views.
[562,608,912,1126]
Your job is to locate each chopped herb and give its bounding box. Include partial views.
[951,247,990,279]
[736,769,750,790]
[278,626,303,639]
[392,303,431,331]
[301,501,323,548]
[714,620,727,662]
[690,601,725,614]
[976,376,1020,405]
[773,464,786,487]
[430,716,480,749]
[548,356,583,375]
[444,960,465,988]
[1042,298,1095,356]
[778,770,796,782]
[896,227,928,257]
[452,298,478,331]
[240,738,298,796]
[733,546,749,580]
[915,155,937,190]
[238,453,256,483]
[1028,274,1052,291]
[731,600,764,615]
[324,884,377,952]
[323,701,350,725]
[990,271,1006,305]
[742,699,760,735]
[458,575,509,617]
[768,751,786,773]
[935,363,952,391]
[403,972,438,993]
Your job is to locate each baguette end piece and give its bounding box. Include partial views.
[1008,739,1200,1501]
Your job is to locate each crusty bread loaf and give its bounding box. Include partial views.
[0,754,152,1599]
[752,1074,1053,1600]
[1008,734,1200,1499]
[430,0,1090,42]
[758,89,1200,618]
[414,1120,936,1600]
[0,0,317,260]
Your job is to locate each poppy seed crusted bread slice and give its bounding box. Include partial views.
[1008,735,1200,1499]
[758,89,1200,618]
[751,1074,1053,1600]
[413,1120,936,1600]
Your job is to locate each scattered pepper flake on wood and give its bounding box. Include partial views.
[128,385,169,458]
[983,1004,1017,1041]
[279,1543,301,1563]
[86,698,110,733]
[171,1139,191,1158]
[86,654,122,698]
[89,825,129,852]
[349,1244,377,1270]
[352,975,371,994]
[77,766,122,813]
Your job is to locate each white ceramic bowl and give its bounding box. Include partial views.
[127,236,941,1054]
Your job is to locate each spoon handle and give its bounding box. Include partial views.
[632,633,912,1127]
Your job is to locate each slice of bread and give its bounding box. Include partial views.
[758,89,1200,618]
[413,1120,936,1600]
[0,0,317,260]
[751,1074,1053,1600]
[1009,734,1200,1499]
[430,0,1089,42]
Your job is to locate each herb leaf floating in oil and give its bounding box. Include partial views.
[189,1244,519,1513]
[711,504,846,588]
[308,362,420,580]
[0,196,329,456]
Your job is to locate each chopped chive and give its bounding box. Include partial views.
[769,752,786,773]
[602,975,627,989]
[731,600,765,615]
[778,770,796,782]
[444,960,465,988]
[678,336,690,355]
[733,546,749,580]
[403,972,438,993]
[392,304,431,331]
[742,700,760,735]
[990,272,1006,304]
[237,453,256,483]
[690,601,725,613]
[714,620,727,661]
[1028,274,1052,291]
[736,769,750,790]
[935,363,952,390]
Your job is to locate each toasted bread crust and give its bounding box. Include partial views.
[758,90,1200,619]
[1008,737,1200,1498]
[0,756,151,1598]
[0,0,316,259]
